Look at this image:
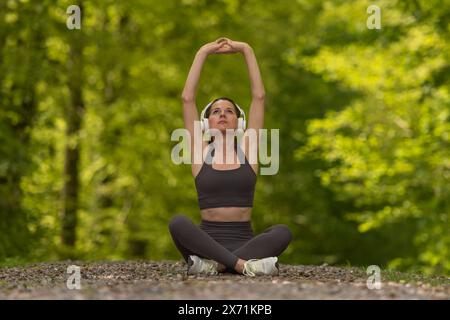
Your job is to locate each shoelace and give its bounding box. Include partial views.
[243,259,259,277]
[203,260,218,275]
[187,256,219,276]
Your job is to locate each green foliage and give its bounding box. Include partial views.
[295,0,450,274]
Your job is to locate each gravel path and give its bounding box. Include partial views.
[0,260,448,299]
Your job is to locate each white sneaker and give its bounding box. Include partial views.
[187,255,218,275]
[243,257,279,277]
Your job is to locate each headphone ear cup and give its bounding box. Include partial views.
[203,118,209,132]
[238,118,246,131]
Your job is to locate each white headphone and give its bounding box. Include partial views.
[200,99,246,133]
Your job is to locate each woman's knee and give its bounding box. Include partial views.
[274,224,292,245]
[168,214,192,235]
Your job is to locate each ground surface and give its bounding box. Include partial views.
[0,260,448,299]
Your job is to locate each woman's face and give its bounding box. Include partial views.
[208,100,239,132]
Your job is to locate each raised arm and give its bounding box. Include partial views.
[242,44,265,134]
[181,51,207,103]
[181,50,207,138]
[181,39,229,172]
[221,39,265,131]
[181,39,230,122]
[242,45,266,101]
[220,39,265,161]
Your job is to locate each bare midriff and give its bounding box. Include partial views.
[201,207,252,222]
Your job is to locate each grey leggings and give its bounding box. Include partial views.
[168,214,292,271]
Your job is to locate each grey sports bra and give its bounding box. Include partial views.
[194,143,257,210]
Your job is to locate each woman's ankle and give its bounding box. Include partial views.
[234,259,247,274]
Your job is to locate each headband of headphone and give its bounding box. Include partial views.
[200,99,246,133]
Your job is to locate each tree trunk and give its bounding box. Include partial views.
[62,5,84,248]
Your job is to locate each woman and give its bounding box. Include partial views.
[169,38,292,276]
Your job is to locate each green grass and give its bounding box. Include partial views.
[0,257,30,268]
[354,265,450,287]
[381,269,449,287]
